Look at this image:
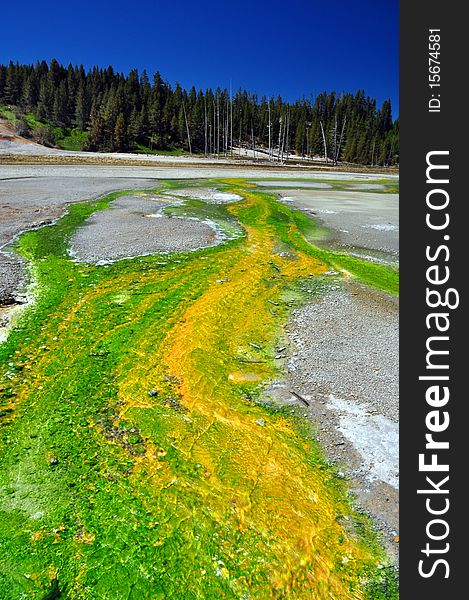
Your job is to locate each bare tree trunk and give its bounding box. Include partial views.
[209,103,212,156]
[280,111,287,163]
[251,121,256,159]
[209,121,212,156]
[371,138,376,166]
[222,101,225,156]
[230,82,233,158]
[336,116,346,164]
[213,102,216,158]
[285,108,290,162]
[182,100,192,154]
[332,117,338,165]
[277,116,282,161]
[221,102,225,156]
[268,101,272,161]
[320,121,328,162]
[217,94,220,157]
[225,99,228,156]
[204,97,208,157]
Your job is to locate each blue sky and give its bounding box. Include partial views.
[1,0,398,114]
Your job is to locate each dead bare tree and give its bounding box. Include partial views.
[216,92,220,157]
[204,96,208,157]
[281,114,286,162]
[336,116,346,164]
[280,109,289,163]
[268,100,272,161]
[331,116,347,165]
[306,121,311,159]
[320,121,328,162]
[277,115,283,161]
[284,107,290,162]
[332,117,338,165]
[225,98,229,156]
[223,100,228,156]
[251,120,256,159]
[230,82,233,157]
[213,101,216,157]
[182,100,192,154]
[221,101,225,156]
[209,120,212,156]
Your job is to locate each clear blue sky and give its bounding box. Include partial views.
[1,0,398,115]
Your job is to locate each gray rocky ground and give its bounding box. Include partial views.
[70,194,218,263]
[0,163,397,181]
[162,188,242,203]
[264,282,399,559]
[0,175,155,302]
[273,188,399,258]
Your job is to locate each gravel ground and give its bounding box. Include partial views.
[346,183,387,191]
[250,180,390,194]
[163,188,242,203]
[0,254,25,305]
[264,282,399,559]
[0,164,397,181]
[274,189,399,258]
[0,140,56,155]
[250,180,333,189]
[70,194,219,263]
[0,176,157,252]
[0,176,155,303]
[287,285,398,422]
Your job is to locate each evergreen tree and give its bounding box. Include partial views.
[3,62,20,104]
[0,58,398,165]
[114,112,127,151]
[21,72,39,109]
[87,103,105,150]
[74,81,88,130]
[52,80,69,127]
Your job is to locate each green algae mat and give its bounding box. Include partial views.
[0,180,398,599]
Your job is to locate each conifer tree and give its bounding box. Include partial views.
[114,112,127,151]
[0,58,398,165]
[87,104,105,150]
[74,82,88,130]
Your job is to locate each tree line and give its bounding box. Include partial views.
[0,59,398,165]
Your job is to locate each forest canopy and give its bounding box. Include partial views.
[0,59,398,165]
